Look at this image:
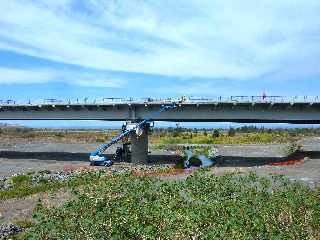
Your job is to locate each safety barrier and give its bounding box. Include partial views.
[0,96,320,106]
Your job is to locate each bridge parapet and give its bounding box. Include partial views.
[1,96,320,106]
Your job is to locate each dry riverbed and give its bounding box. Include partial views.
[0,137,319,238]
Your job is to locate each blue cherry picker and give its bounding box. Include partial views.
[89,103,177,166]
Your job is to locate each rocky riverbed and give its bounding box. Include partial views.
[0,224,22,240]
[0,138,320,238]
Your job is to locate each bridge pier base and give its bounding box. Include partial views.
[131,123,149,164]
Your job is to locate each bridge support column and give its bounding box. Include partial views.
[131,123,149,164]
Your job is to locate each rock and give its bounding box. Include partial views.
[0,224,23,239]
[303,157,310,161]
[208,146,220,159]
[0,177,13,191]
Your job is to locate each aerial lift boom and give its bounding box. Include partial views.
[90,103,177,166]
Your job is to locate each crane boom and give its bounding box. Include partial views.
[89,103,177,165]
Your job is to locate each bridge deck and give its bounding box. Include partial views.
[0,98,320,123]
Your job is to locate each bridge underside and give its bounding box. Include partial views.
[1,101,320,164]
[0,102,320,124]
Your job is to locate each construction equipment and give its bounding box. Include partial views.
[89,103,177,166]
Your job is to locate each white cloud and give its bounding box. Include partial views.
[0,67,57,84]
[75,78,127,88]
[151,81,244,96]
[0,0,319,80]
[0,67,127,87]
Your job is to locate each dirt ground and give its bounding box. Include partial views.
[0,137,319,225]
[0,138,319,183]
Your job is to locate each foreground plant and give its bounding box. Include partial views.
[0,170,108,200]
[27,172,320,239]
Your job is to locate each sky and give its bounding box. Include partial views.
[0,0,320,128]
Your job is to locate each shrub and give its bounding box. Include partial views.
[284,141,303,157]
[212,129,220,138]
[228,127,236,137]
[96,138,105,143]
[54,132,65,137]
[27,172,320,239]
[11,175,32,187]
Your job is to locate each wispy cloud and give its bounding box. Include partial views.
[0,0,319,82]
[150,80,244,96]
[0,66,127,88]
[75,77,127,88]
[0,67,57,84]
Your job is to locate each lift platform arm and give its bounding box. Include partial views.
[89,103,177,165]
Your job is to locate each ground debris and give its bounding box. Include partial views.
[0,177,12,191]
[0,224,22,239]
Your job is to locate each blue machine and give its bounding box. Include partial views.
[90,103,177,166]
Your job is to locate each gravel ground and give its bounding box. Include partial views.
[0,138,320,180]
[0,137,319,237]
[0,224,22,239]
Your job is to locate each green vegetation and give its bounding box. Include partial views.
[159,132,276,144]
[26,171,320,239]
[1,125,320,145]
[10,175,32,187]
[12,219,35,229]
[149,126,320,145]
[96,137,106,143]
[227,127,236,137]
[0,181,64,200]
[212,129,220,138]
[283,141,303,157]
[0,127,121,143]
[0,172,106,200]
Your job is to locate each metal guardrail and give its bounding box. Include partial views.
[0,96,320,106]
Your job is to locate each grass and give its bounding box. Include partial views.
[1,127,318,145]
[0,171,106,200]
[283,141,303,157]
[0,181,65,200]
[0,128,121,144]
[12,219,35,228]
[149,127,320,145]
[11,175,32,187]
[158,132,278,145]
[25,171,320,239]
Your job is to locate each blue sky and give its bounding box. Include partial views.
[0,0,320,128]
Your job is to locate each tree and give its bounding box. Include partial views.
[228,127,236,137]
[212,129,220,138]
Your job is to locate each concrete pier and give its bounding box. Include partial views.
[130,124,149,164]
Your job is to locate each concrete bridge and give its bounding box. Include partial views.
[1,96,320,164]
[0,96,320,124]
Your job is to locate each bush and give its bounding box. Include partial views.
[228,127,236,137]
[0,172,105,200]
[28,172,320,239]
[54,132,65,137]
[284,141,303,157]
[11,175,32,187]
[212,129,220,138]
[96,138,105,143]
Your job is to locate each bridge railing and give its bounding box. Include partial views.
[0,96,320,106]
[188,96,320,103]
